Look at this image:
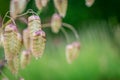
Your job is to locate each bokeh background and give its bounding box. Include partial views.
[0,0,120,80]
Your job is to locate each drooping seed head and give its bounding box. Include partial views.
[10,0,28,18]
[66,41,80,64]
[30,30,46,59]
[66,44,74,64]
[51,13,62,33]
[3,24,22,73]
[85,0,95,7]
[20,50,31,69]
[54,0,68,18]
[35,0,43,10]
[3,24,20,55]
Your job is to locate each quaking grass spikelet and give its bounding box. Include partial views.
[51,13,62,33]
[3,24,22,74]
[28,15,46,59]
[66,42,80,64]
[20,50,31,69]
[35,0,43,10]
[13,55,19,74]
[31,30,46,59]
[41,0,49,7]
[10,0,28,18]
[16,33,22,54]
[54,0,68,18]
[85,0,95,7]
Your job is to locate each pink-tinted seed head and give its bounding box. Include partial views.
[51,13,62,33]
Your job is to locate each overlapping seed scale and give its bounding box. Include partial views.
[16,33,22,54]
[28,20,41,37]
[13,55,19,74]
[7,59,15,74]
[3,31,22,55]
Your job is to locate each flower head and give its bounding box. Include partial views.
[54,0,68,17]
[66,41,80,64]
[10,0,28,18]
[85,0,95,7]
[20,50,31,69]
[51,13,62,33]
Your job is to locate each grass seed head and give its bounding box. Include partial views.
[51,13,62,33]
[7,58,15,74]
[13,55,19,74]
[31,30,46,59]
[85,0,95,7]
[3,24,22,73]
[10,0,28,18]
[66,41,80,64]
[41,0,49,7]
[54,0,68,17]
[35,0,43,10]
[20,50,31,69]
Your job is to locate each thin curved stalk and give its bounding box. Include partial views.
[62,23,79,41]
[61,27,70,43]
[42,23,70,43]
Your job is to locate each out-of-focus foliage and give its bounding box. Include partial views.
[0,0,120,80]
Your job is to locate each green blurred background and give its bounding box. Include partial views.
[0,0,120,80]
